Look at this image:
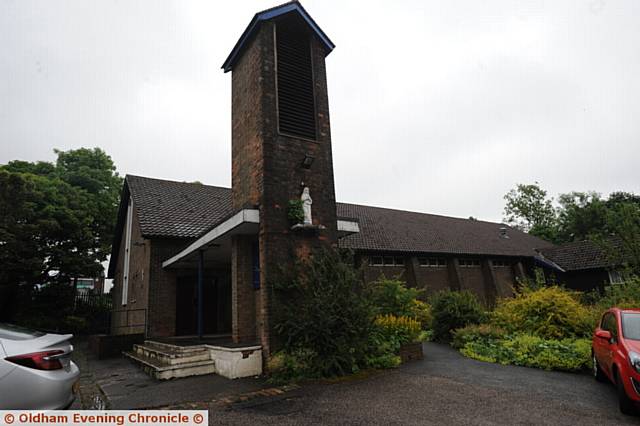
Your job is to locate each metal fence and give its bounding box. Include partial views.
[74,292,113,334]
[74,292,113,310]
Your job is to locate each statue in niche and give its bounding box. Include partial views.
[301,187,313,225]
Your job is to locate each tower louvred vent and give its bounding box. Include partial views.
[276,19,317,140]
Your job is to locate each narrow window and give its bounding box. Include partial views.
[609,270,624,284]
[276,19,317,140]
[122,198,133,305]
[369,256,384,266]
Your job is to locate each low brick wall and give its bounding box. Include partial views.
[399,342,424,363]
[88,333,145,359]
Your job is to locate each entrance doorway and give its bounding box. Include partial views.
[175,273,231,336]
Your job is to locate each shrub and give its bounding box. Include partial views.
[287,199,304,224]
[460,334,591,372]
[374,314,422,345]
[451,323,506,350]
[267,348,319,384]
[594,276,640,310]
[430,290,486,342]
[61,315,89,335]
[367,277,422,317]
[409,299,432,330]
[272,249,374,378]
[491,286,593,339]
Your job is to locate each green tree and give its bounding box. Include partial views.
[0,148,122,320]
[595,202,640,274]
[503,182,558,241]
[556,191,607,242]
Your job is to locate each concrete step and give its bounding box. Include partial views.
[142,340,207,354]
[123,351,216,380]
[133,342,211,366]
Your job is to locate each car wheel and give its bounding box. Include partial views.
[593,354,607,382]
[616,370,636,415]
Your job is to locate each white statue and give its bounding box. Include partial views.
[301,187,313,225]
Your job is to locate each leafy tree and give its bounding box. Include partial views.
[503,183,558,241]
[0,148,122,321]
[556,191,607,242]
[594,203,640,274]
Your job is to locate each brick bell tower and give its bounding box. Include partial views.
[222,2,337,355]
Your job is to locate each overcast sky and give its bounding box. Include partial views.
[1,0,639,223]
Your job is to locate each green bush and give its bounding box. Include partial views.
[409,299,433,330]
[287,199,304,224]
[61,315,89,335]
[460,334,591,372]
[430,290,486,342]
[491,286,593,339]
[451,323,506,350]
[594,276,640,309]
[272,249,374,378]
[367,277,422,317]
[374,314,422,345]
[267,348,319,384]
[364,324,404,370]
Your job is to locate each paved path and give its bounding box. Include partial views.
[207,342,640,425]
[71,341,264,410]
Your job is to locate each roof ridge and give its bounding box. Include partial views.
[126,175,515,229]
[337,201,507,227]
[126,174,231,191]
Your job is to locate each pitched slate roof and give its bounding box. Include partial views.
[127,175,233,238]
[119,175,551,259]
[537,239,619,271]
[336,203,553,257]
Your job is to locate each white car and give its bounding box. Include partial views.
[0,324,79,409]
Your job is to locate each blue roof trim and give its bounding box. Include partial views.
[222,2,335,73]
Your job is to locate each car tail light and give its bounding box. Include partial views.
[5,350,65,370]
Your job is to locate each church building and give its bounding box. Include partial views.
[106,2,551,377]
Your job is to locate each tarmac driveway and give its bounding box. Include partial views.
[208,342,640,425]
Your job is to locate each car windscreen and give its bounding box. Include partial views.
[621,313,640,341]
[0,323,45,341]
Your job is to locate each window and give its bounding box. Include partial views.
[622,313,640,341]
[419,258,447,267]
[122,197,133,305]
[276,18,317,140]
[492,260,511,268]
[602,313,618,340]
[369,256,384,266]
[459,259,481,268]
[369,255,404,267]
[609,270,625,285]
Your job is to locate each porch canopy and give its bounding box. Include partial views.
[163,209,260,269]
[161,208,359,339]
[163,210,360,269]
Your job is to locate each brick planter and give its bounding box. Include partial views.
[399,342,423,363]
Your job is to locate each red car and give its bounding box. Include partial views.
[592,307,640,414]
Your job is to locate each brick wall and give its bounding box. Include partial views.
[412,265,450,297]
[230,19,339,355]
[359,254,533,306]
[494,266,516,297]
[111,205,149,336]
[231,235,257,342]
[147,238,184,337]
